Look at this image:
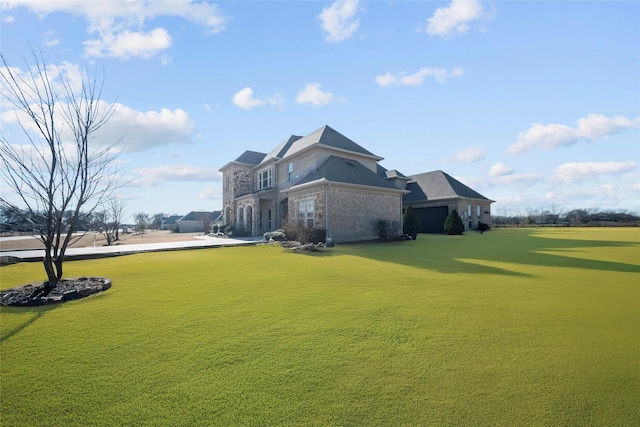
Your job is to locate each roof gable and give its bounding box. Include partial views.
[283,125,380,160]
[294,156,399,190]
[234,150,267,166]
[405,170,491,202]
[259,135,302,165]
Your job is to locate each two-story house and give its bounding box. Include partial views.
[219,125,493,242]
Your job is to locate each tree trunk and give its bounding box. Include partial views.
[39,249,59,297]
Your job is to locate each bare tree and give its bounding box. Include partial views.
[94,199,125,245]
[134,212,150,236]
[196,211,213,234]
[0,51,123,295]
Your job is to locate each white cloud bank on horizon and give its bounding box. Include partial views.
[376,67,464,87]
[440,145,485,163]
[424,0,494,38]
[0,60,195,153]
[543,182,640,211]
[198,185,222,200]
[551,161,637,184]
[132,164,221,187]
[1,0,229,60]
[509,113,640,154]
[317,0,360,43]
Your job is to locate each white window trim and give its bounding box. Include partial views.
[257,168,272,190]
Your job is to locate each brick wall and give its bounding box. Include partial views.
[327,186,402,242]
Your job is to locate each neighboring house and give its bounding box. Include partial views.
[219,125,493,242]
[403,171,495,233]
[160,215,182,231]
[176,211,222,233]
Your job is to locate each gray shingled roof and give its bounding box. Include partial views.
[283,125,380,160]
[404,170,491,203]
[234,150,266,166]
[293,156,400,190]
[179,210,222,222]
[259,135,302,165]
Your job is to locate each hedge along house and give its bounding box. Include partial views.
[219,125,407,243]
[219,125,494,242]
[403,171,495,233]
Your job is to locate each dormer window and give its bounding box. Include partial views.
[258,168,272,190]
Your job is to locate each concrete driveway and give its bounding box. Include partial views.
[0,234,261,263]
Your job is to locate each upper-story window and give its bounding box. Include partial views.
[467,205,472,217]
[258,168,272,190]
[477,205,481,217]
[288,162,294,182]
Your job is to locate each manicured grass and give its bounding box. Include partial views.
[1,228,638,426]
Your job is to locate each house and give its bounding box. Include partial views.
[160,215,182,231]
[403,171,494,233]
[176,211,222,233]
[219,125,493,242]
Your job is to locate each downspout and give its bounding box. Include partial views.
[325,182,331,239]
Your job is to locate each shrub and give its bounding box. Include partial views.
[282,222,326,244]
[264,230,286,241]
[444,209,465,235]
[308,228,326,244]
[374,219,390,240]
[403,205,421,240]
[477,222,490,233]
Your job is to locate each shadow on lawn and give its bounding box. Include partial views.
[332,229,640,277]
[0,305,59,344]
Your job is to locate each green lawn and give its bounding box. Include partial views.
[1,228,638,426]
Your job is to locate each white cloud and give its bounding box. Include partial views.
[509,114,640,154]
[425,0,493,38]
[232,87,266,110]
[0,60,195,153]
[317,0,360,42]
[489,162,513,177]
[98,103,195,152]
[459,173,543,191]
[440,145,485,163]
[232,87,283,110]
[43,30,61,47]
[84,27,172,59]
[375,67,463,87]
[198,185,222,200]
[551,161,637,184]
[2,0,229,60]
[132,164,221,187]
[296,83,335,106]
[2,14,15,23]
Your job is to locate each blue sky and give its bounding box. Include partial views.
[1,0,639,222]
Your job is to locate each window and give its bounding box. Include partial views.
[259,210,263,230]
[467,205,472,217]
[298,199,314,228]
[268,209,272,229]
[288,162,294,182]
[258,168,272,190]
[477,206,481,217]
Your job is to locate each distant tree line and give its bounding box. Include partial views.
[492,207,639,227]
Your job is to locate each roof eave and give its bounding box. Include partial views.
[286,178,407,194]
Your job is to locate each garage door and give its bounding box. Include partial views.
[414,206,449,233]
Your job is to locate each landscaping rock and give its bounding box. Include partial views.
[0,277,111,307]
